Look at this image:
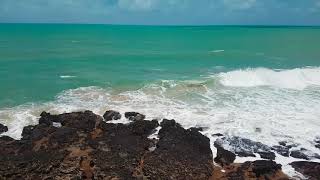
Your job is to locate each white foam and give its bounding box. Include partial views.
[218,67,320,90]
[1,67,320,178]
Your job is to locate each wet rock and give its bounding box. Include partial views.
[0,111,160,179]
[290,161,320,180]
[212,133,224,137]
[143,119,214,179]
[289,148,320,160]
[214,141,236,166]
[290,150,310,160]
[272,145,290,157]
[258,151,276,160]
[190,126,207,132]
[125,112,146,121]
[212,160,286,180]
[251,160,282,178]
[215,136,275,160]
[0,110,295,179]
[0,136,14,142]
[0,123,8,134]
[129,119,159,135]
[315,137,320,149]
[103,110,121,121]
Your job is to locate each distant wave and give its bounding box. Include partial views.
[209,49,225,53]
[60,75,76,79]
[218,67,320,90]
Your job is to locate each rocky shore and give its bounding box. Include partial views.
[0,110,319,179]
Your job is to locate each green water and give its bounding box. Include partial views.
[0,24,320,107]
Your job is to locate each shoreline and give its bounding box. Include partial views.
[0,110,319,179]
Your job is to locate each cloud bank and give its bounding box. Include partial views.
[0,0,319,25]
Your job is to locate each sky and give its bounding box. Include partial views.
[0,0,320,25]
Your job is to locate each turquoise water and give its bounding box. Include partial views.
[1,24,320,174]
[1,24,320,107]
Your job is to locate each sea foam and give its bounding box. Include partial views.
[218,67,320,90]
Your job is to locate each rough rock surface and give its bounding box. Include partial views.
[0,123,8,134]
[0,111,293,179]
[143,119,214,179]
[103,110,121,121]
[290,161,320,180]
[211,160,287,180]
[125,112,146,121]
[215,136,276,160]
[214,141,236,166]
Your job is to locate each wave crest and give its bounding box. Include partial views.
[218,67,320,90]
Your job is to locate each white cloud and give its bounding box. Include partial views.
[222,0,257,10]
[118,0,158,11]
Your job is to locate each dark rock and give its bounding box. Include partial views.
[290,161,320,180]
[0,111,160,179]
[0,111,293,179]
[143,119,213,179]
[103,110,121,121]
[290,150,310,160]
[251,160,282,177]
[0,123,8,134]
[129,119,159,135]
[215,136,273,160]
[190,126,206,132]
[214,141,236,165]
[212,133,224,137]
[39,116,53,126]
[315,137,320,149]
[258,151,276,160]
[213,160,286,179]
[124,112,145,121]
[0,136,14,142]
[272,145,290,157]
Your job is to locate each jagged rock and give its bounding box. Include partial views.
[143,119,214,179]
[212,133,224,137]
[290,161,320,180]
[0,111,296,179]
[215,136,275,160]
[103,110,121,121]
[315,137,320,149]
[0,123,8,134]
[289,148,320,160]
[211,160,287,180]
[251,160,282,177]
[290,150,310,160]
[272,145,290,157]
[0,111,160,179]
[125,112,146,121]
[258,151,275,160]
[190,126,207,132]
[214,141,236,166]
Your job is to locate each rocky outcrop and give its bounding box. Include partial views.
[211,160,287,180]
[125,112,146,121]
[214,141,236,166]
[0,111,292,179]
[143,119,214,179]
[0,123,8,134]
[290,161,320,180]
[214,136,276,160]
[103,110,121,121]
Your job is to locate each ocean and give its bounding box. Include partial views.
[0,24,320,175]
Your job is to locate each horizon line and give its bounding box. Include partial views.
[1,22,320,27]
